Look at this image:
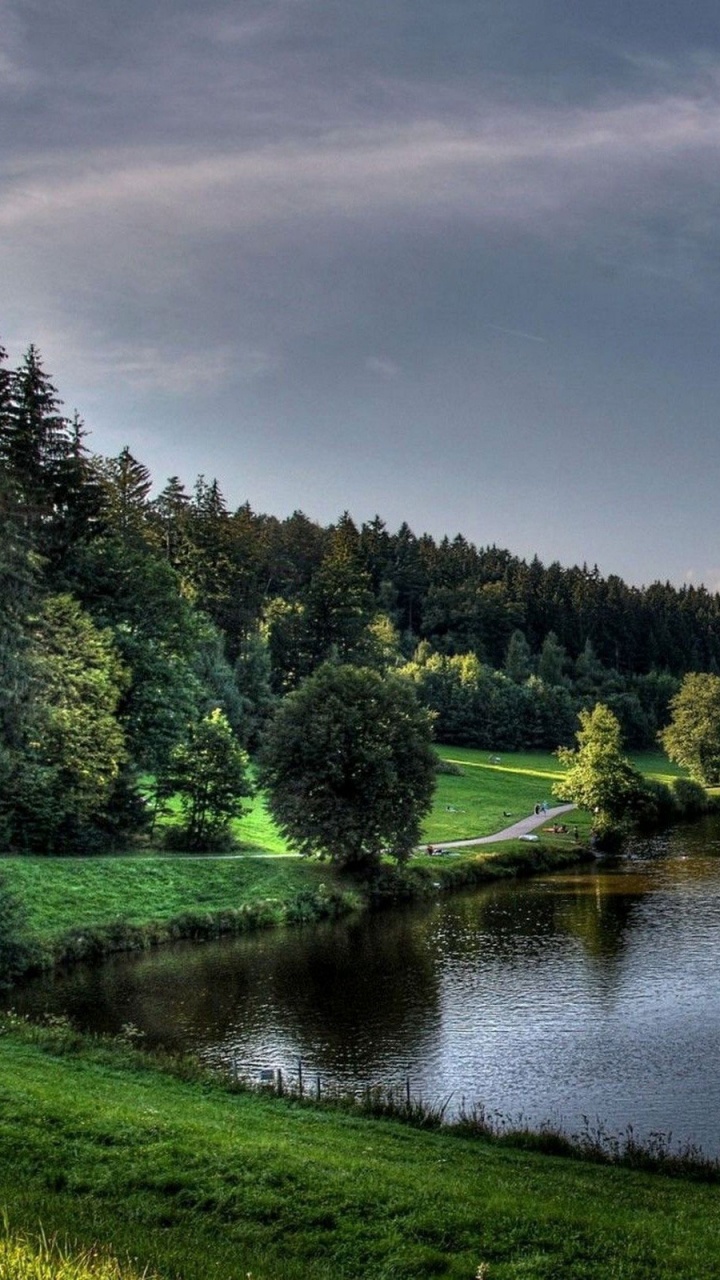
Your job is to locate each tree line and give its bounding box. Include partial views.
[2,340,719,854]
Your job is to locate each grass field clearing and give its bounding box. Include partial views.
[1,1022,720,1280]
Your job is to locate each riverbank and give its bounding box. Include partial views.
[1,1015,719,1280]
[1,834,591,976]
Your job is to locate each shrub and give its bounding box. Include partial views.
[435,757,464,776]
[672,777,709,818]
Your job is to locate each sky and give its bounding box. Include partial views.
[3,1,720,589]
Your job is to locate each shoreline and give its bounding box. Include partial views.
[4,830,592,980]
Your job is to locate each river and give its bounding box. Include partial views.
[12,819,720,1154]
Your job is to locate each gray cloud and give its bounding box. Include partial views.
[6,0,720,587]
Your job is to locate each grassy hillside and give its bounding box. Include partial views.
[0,748,683,961]
[1,1020,720,1280]
[422,747,680,843]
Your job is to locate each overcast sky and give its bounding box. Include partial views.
[4,1,720,588]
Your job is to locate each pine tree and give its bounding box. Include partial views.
[98,446,152,544]
[0,344,73,528]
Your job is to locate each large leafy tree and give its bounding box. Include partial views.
[554,703,646,843]
[259,663,436,870]
[162,709,252,850]
[659,673,720,785]
[6,594,129,851]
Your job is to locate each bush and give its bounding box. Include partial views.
[435,757,464,776]
[672,777,710,818]
[632,778,680,832]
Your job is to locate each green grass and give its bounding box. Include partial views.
[0,1222,153,1279]
[147,768,291,854]
[153,747,684,853]
[1,855,345,945]
[422,746,682,844]
[1,747,683,955]
[1,1021,719,1280]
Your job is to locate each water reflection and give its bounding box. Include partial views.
[12,825,720,1153]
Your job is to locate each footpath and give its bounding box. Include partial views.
[424,803,576,850]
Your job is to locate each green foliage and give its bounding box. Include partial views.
[260,664,436,869]
[672,776,710,817]
[554,704,648,843]
[5,595,129,852]
[96,446,152,545]
[659,672,720,785]
[233,626,276,749]
[161,709,252,850]
[504,627,532,683]
[537,630,569,687]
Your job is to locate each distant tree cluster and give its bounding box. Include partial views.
[2,338,719,858]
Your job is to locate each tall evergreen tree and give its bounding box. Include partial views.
[98,446,152,544]
[0,344,73,532]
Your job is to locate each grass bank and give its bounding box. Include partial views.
[1,748,683,972]
[421,747,684,844]
[0,839,588,973]
[1,1017,720,1280]
[1,855,361,970]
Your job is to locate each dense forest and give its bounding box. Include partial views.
[2,340,719,852]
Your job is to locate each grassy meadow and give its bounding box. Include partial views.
[422,746,682,844]
[163,746,683,849]
[0,747,685,959]
[1,1020,720,1280]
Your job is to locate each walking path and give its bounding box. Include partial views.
[421,804,576,851]
[174,805,578,858]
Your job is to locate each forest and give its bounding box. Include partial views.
[2,339,719,854]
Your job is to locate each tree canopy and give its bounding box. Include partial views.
[554,703,647,844]
[659,673,720,785]
[259,664,437,870]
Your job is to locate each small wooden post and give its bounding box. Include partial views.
[316,1073,321,1101]
[406,1077,411,1109]
[276,1067,283,1096]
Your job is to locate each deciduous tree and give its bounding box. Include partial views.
[659,673,720,785]
[554,703,647,845]
[162,709,252,850]
[259,664,436,870]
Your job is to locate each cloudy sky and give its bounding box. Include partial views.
[4,0,720,588]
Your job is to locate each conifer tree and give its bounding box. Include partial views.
[98,446,152,544]
[0,344,73,528]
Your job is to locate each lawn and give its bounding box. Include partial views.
[1,1022,720,1280]
[148,747,686,853]
[422,746,683,844]
[0,854,346,944]
[0,747,683,952]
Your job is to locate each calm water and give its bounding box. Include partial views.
[13,819,720,1153]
